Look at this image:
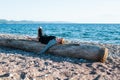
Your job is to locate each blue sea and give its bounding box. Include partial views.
[0,24,120,44]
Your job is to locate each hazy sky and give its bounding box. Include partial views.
[0,0,120,23]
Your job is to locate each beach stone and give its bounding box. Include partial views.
[53,77,61,80]
[44,61,49,66]
[20,72,26,79]
[0,61,6,64]
[34,60,40,67]
[90,70,97,75]
[0,73,10,77]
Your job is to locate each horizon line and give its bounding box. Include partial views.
[0,19,120,24]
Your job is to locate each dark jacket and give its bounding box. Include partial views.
[39,35,56,44]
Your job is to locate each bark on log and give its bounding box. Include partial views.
[0,34,108,62]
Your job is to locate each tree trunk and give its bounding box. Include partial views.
[0,34,108,62]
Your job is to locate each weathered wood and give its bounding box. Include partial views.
[0,34,108,62]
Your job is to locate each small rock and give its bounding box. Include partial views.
[93,75,101,80]
[34,61,39,67]
[106,71,112,75]
[20,72,26,79]
[53,77,61,80]
[90,71,96,74]
[38,68,46,72]
[0,61,6,64]
[44,62,49,66]
[0,73,10,77]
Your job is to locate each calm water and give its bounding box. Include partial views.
[0,24,120,44]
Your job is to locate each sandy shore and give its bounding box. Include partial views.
[0,34,120,80]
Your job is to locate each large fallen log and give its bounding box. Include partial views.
[0,34,108,62]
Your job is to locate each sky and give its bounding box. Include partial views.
[0,0,120,23]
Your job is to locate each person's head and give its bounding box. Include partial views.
[56,38,64,44]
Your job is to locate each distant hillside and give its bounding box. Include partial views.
[0,19,68,24]
[0,19,42,24]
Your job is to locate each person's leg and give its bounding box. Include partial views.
[39,39,57,54]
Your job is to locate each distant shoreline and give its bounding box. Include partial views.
[0,19,120,24]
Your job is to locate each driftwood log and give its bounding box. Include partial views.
[0,34,108,62]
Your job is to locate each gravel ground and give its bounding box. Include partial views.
[0,34,120,80]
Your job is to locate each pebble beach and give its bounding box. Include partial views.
[0,34,120,80]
